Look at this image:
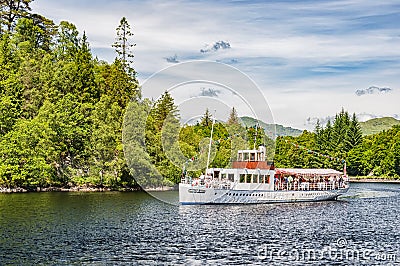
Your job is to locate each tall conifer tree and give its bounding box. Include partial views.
[345,113,363,151]
[227,107,239,125]
[112,17,135,74]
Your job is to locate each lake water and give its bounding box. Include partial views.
[0,182,399,265]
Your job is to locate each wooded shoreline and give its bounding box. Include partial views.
[0,186,137,193]
[1,179,398,193]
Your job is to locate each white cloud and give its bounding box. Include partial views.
[355,86,392,96]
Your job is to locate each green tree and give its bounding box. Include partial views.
[227,107,239,125]
[344,113,363,151]
[37,96,92,185]
[0,117,57,188]
[88,95,130,187]
[274,131,319,169]
[145,91,181,184]
[0,33,23,119]
[95,59,139,108]
[123,99,163,188]
[0,0,33,33]
[112,17,135,72]
[322,119,332,151]
[224,108,248,162]
[150,91,178,131]
[247,125,266,149]
[12,18,56,118]
[0,95,19,134]
[74,32,98,103]
[315,119,323,149]
[331,108,350,152]
[200,108,213,127]
[51,23,98,103]
[55,21,79,60]
[12,16,55,52]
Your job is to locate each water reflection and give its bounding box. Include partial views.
[0,183,398,265]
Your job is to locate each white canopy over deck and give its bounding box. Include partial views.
[276,168,342,176]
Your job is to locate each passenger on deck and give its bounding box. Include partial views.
[339,176,343,188]
[274,176,279,190]
[293,176,299,190]
[199,173,205,185]
[332,176,337,189]
[288,175,293,190]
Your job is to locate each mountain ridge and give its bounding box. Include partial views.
[359,117,400,136]
[240,116,400,138]
[239,116,302,138]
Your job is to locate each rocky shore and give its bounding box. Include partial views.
[0,186,142,193]
[0,187,28,193]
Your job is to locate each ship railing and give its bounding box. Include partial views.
[184,178,231,189]
[180,176,192,184]
[213,181,231,189]
[275,181,347,191]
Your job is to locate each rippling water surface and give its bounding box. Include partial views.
[0,182,399,265]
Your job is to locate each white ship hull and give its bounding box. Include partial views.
[179,183,349,205]
[179,146,350,205]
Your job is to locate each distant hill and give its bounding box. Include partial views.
[360,117,400,136]
[240,116,302,138]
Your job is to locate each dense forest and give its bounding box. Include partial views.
[1,1,399,191]
[0,1,140,189]
[0,1,266,190]
[275,110,400,178]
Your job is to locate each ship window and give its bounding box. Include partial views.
[246,174,252,183]
[250,153,255,161]
[240,174,245,183]
[228,174,234,181]
[243,153,249,161]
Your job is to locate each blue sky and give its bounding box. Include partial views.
[31,0,400,129]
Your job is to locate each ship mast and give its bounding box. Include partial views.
[206,111,216,174]
[253,122,259,150]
